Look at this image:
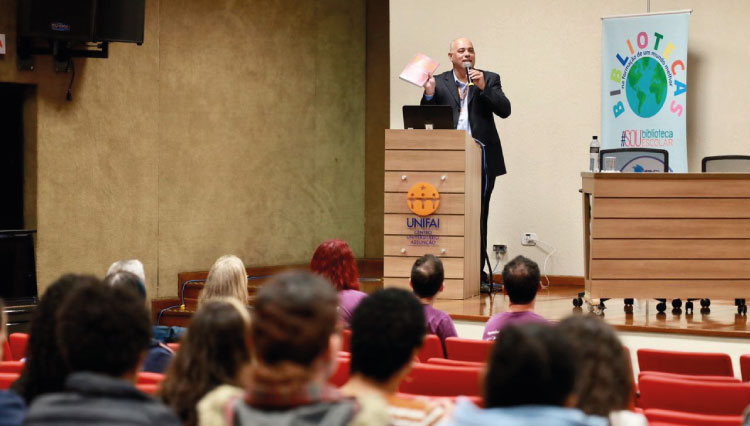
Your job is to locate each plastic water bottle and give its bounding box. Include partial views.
[589,136,600,172]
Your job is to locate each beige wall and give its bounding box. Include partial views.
[0,0,366,298]
[390,0,750,276]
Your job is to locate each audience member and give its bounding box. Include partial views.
[11,274,98,404]
[23,281,181,425]
[0,298,25,426]
[410,255,457,352]
[446,323,607,426]
[220,271,380,425]
[104,271,175,373]
[161,298,251,426]
[310,239,367,328]
[107,259,185,343]
[341,288,448,424]
[482,255,546,340]
[199,255,249,306]
[558,315,647,426]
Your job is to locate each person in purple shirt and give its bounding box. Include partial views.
[483,255,547,341]
[310,239,368,328]
[410,254,458,354]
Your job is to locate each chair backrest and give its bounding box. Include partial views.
[644,408,743,426]
[0,361,25,374]
[444,337,493,362]
[0,372,19,390]
[136,371,166,385]
[701,155,750,172]
[740,354,750,382]
[341,329,352,353]
[639,371,741,383]
[136,383,159,395]
[599,148,669,172]
[1,341,12,362]
[8,333,29,361]
[398,363,482,396]
[417,335,444,362]
[637,348,734,377]
[329,356,350,387]
[427,358,484,368]
[638,375,750,415]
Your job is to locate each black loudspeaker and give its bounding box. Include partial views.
[94,0,146,44]
[18,0,97,42]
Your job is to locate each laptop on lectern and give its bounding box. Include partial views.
[403,105,454,130]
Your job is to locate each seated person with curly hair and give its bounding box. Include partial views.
[341,288,448,425]
[23,281,181,426]
[558,315,646,426]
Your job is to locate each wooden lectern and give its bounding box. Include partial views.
[582,172,750,301]
[383,130,481,299]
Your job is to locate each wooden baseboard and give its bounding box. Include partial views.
[492,274,584,287]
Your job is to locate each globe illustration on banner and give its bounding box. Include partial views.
[625,57,668,118]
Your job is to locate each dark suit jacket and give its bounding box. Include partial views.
[421,69,511,176]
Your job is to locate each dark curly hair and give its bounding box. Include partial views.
[484,322,578,408]
[56,279,151,377]
[11,274,99,403]
[160,299,251,426]
[557,315,634,416]
[350,288,425,382]
[310,239,360,291]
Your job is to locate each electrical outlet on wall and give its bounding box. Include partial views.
[521,232,537,246]
[493,244,507,256]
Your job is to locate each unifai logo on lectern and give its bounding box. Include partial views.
[406,216,440,230]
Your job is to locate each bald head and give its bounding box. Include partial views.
[448,37,475,71]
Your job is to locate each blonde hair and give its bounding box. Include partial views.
[198,255,248,306]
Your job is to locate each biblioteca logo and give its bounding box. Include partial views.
[608,31,686,119]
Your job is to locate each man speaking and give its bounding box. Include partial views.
[421,37,511,287]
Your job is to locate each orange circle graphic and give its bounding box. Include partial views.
[407,182,440,216]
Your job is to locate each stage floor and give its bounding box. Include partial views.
[434,285,750,338]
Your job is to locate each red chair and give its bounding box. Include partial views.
[639,371,741,383]
[0,373,19,390]
[136,371,166,385]
[0,361,25,374]
[644,408,743,426]
[329,356,350,387]
[638,374,750,415]
[637,348,734,377]
[136,383,159,395]
[1,341,11,362]
[740,354,750,382]
[426,358,484,368]
[444,337,493,362]
[341,329,352,353]
[417,335,444,362]
[398,363,482,397]
[8,333,29,361]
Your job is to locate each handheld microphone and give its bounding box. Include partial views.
[463,61,475,86]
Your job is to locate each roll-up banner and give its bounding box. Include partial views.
[602,11,690,172]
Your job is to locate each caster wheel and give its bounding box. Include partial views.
[624,298,634,305]
[672,299,682,309]
[572,297,583,307]
[656,302,667,313]
[685,301,694,313]
[701,299,711,307]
